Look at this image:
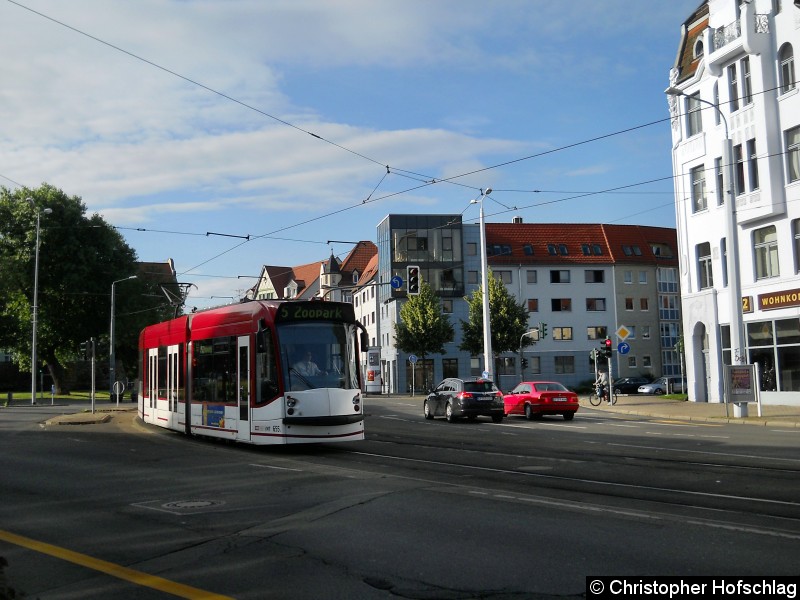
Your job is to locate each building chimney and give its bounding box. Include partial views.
[512,216,523,224]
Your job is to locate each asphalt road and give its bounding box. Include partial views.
[1,399,798,599]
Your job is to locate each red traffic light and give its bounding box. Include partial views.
[604,338,612,348]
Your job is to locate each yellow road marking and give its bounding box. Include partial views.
[0,529,234,600]
[652,419,721,427]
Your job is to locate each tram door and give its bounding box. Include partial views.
[147,348,158,410]
[236,336,251,441]
[167,345,180,423]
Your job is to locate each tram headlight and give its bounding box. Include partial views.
[286,396,298,408]
[353,394,361,412]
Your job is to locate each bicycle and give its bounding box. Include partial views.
[588,384,617,406]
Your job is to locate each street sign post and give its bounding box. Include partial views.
[409,354,418,397]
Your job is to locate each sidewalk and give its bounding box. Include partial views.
[580,394,800,428]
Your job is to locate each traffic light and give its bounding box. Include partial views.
[603,337,613,358]
[79,339,95,360]
[407,266,420,295]
[539,322,548,339]
[521,358,528,369]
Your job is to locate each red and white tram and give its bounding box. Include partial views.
[138,300,367,444]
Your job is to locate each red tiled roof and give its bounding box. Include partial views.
[485,223,677,266]
[355,253,379,288]
[340,241,378,276]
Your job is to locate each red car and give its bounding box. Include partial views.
[504,381,579,421]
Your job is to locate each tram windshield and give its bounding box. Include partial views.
[278,321,360,391]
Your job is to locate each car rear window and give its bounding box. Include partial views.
[464,381,495,393]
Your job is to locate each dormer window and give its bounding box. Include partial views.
[523,244,534,256]
[352,271,359,284]
[693,39,704,59]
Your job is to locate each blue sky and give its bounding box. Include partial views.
[2,0,700,309]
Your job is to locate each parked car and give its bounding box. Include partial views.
[637,376,685,395]
[612,377,651,395]
[424,377,505,423]
[503,381,579,421]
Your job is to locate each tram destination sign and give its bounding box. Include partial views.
[276,301,355,323]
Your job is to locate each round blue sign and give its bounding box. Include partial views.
[391,276,403,289]
[408,354,418,364]
[618,342,631,355]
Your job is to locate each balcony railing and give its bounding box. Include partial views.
[712,20,741,52]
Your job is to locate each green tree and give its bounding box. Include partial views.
[459,270,531,370]
[394,280,455,362]
[0,184,171,393]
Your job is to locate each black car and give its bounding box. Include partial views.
[612,377,651,395]
[424,377,505,423]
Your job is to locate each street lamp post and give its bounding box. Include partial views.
[109,275,137,394]
[471,188,493,379]
[29,201,52,405]
[518,328,539,379]
[666,87,745,365]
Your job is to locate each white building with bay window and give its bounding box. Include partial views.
[667,0,800,404]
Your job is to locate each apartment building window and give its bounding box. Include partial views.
[697,242,713,289]
[691,164,707,212]
[443,358,458,379]
[640,298,649,311]
[586,298,606,311]
[754,225,780,279]
[687,94,703,137]
[527,298,539,312]
[728,64,740,112]
[523,244,534,256]
[747,139,759,190]
[642,326,651,340]
[442,299,453,314]
[553,327,573,341]
[528,356,541,374]
[794,219,800,273]
[624,270,633,284]
[467,270,479,284]
[643,355,652,368]
[587,326,608,340]
[628,356,637,369]
[526,270,537,284]
[466,242,477,256]
[741,57,752,106]
[551,298,572,312]
[550,270,570,283]
[494,270,512,284]
[787,126,800,183]
[715,157,724,205]
[734,144,745,195]
[779,43,796,94]
[496,357,516,375]
[625,298,634,310]
[713,83,721,125]
[554,356,575,374]
[639,271,647,284]
[585,270,604,283]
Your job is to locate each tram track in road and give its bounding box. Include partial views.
[296,443,800,541]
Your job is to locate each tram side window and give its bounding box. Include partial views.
[257,328,279,404]
[157,346,167,398]
[193,337,238,403]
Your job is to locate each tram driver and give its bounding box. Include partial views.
[294,351,322,377]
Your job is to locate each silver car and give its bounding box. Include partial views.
[638,376,684,395]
